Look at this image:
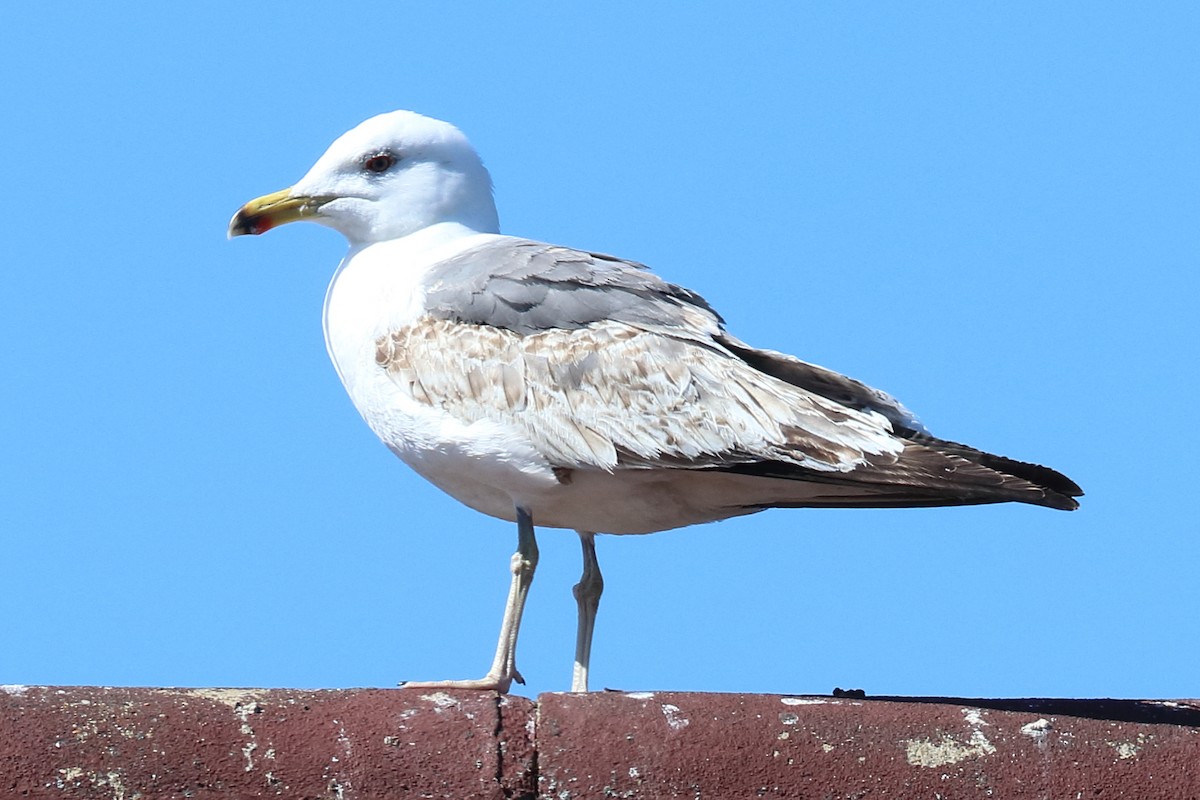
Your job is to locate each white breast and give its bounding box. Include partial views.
[321,223,563,521]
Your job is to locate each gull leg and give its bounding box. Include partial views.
[403,506,539,693]
[571,531,603,693]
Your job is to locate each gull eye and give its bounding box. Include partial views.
[363,151,397,174]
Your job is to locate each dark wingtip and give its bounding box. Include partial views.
[1041,491,1081,512]
[904,432,1083,510]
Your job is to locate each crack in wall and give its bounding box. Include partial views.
[495,693,537,800]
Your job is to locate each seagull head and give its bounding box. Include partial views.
[229,110,500,246]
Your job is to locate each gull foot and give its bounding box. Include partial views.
[401,669,524,694]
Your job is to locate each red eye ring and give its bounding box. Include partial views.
[363,152,396,173]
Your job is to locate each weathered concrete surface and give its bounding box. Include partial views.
[537,692,1200,799]
[2,687,1198,798]
[0,686,535,799]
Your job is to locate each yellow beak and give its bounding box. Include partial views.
[228,188,329,237]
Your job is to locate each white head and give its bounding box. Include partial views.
[229,110,500,245]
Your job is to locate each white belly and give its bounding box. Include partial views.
[337,351,770,534]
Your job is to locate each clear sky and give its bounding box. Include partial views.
[2,2,1196,700]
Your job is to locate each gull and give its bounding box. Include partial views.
[229,110,1082,693]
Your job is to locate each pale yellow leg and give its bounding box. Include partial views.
[570,531,603,693]
[404,507,538,693]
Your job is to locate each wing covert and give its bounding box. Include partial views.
[376,316,901,474]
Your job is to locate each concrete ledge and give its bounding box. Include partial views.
[2,686,1197,798]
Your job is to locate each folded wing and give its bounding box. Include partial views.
[382,239,1081,511]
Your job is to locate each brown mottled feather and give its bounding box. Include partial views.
[375,315,1081,512]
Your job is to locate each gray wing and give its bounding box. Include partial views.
[422,239,723,335]
[393,239,900,473]
[395,238,1080,509]
[425,239,925,432]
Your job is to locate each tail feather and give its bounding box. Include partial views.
[716,333,1082,511]
[905,432,1083,503]
[720,435,1082,512]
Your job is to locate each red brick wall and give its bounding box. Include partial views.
[2,686,1197,798]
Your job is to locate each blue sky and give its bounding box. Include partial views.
[2,2,1196,700]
